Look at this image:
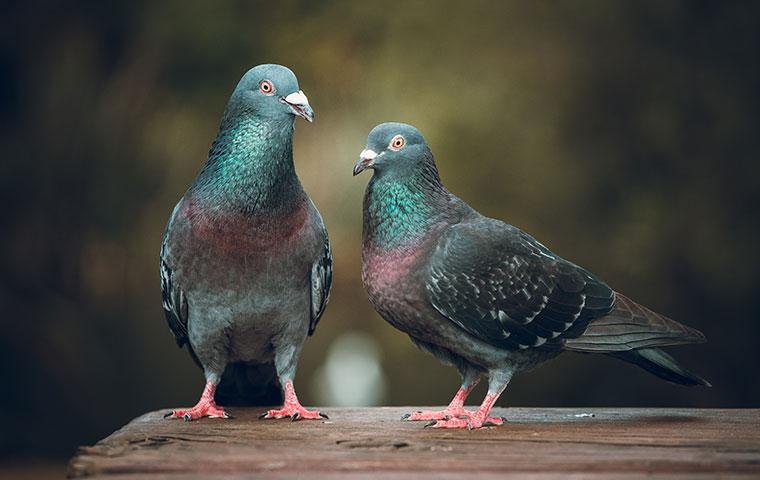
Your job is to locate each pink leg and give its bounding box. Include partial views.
[403,380,479,421]
[259,381,327,421]
[164,382,231,421]
[429,379,509,430]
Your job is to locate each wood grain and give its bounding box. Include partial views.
[68,407,760,479]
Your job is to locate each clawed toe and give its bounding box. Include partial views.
[404,409,471,422]
[164,383,232,421]
[164,405,231,422]
[258,382,326,422]
[428,417,471,429]
[482,416,507,427]
[422,415,505,429]
[260,406,326,421]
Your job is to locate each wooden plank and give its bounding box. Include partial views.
[68,407,760,479]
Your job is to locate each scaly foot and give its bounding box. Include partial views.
[164,381,231,421]
[165,403,231,421]
[258,380,328,421]
[259,405,328,421]
[402,407,475,421]
[425,415,506,429]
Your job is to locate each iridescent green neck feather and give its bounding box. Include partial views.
[363,159,452,250]
[191,112,304,215]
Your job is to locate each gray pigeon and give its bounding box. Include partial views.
[161,64,331,421]
[354,122,708,429]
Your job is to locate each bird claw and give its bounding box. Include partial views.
[403,408,471,422]
[260,405,326,421]
[425,416,503,429]
[481,416,507,427]
[319,412,330,419]
[423,420,437,428]
[429,416,508,429]
[165,402,231,421]
[401,413,411,420]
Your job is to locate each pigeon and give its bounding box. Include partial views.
[353,122,709,430]
[161,64,331,421]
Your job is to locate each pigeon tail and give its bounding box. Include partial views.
[562,292,706,352]
[608,347,711,387]
[215,362,284,406]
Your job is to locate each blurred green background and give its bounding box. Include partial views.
[2,0,759,473]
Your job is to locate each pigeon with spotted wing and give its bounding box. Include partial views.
[161,64,331,421]
[354,122,708,429]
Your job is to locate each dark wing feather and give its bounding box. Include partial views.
[308,233,332,336]
[160,250,189,347]
[427,220,615,350]
[563,292,706,352]
[160,202,190,347]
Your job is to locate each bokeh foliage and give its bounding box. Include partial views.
[1,0,759,459]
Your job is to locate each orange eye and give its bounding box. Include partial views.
[389,135,405,150]
[259,80,274,95]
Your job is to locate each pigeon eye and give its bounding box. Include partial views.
[389,135,406,151]
[259,80,275,95]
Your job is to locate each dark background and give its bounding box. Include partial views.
[2,0,759,476]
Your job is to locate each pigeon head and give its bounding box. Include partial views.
[353,122,430,177]
[228,64,314,123]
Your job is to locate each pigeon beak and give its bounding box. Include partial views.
[353,149,378,176]
[281,90,314,122]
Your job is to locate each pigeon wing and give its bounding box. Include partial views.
[160,202,190,347]
[426,220,614,350]
[308,220,333,336]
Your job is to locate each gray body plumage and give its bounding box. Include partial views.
[357,123,708,418]
[362,194,559,384]
[160,65,330,410]
[162,196,328,384]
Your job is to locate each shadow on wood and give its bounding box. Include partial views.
[68,407,760,479]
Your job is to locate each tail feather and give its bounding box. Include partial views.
[564,292,706,352]
[609,347,711,387]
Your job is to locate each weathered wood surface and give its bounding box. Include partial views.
[69,407,760,479]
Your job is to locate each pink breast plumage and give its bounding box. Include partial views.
[184,198,310,254]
